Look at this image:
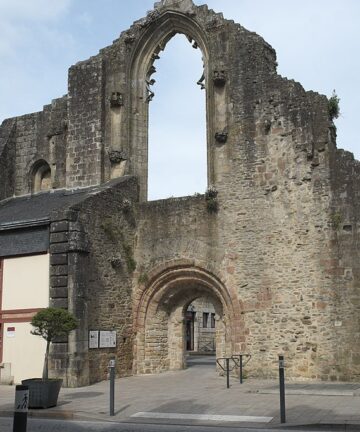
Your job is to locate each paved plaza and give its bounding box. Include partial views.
[1,356,360,429]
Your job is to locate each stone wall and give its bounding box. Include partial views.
[48,177,138,386]
[0,0,359,383]
[0,118,16,200]
[0,97,67,199]
[326,143,360,380]
[66,59,105,188]
[79,177,137,385]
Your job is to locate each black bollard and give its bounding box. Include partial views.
[239,355,243,384]
[226,358,230,389]
[279,355,286,424]
[13,385,29,432]
[108,359,115,416]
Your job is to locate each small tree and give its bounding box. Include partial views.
[328,90,340,121]
[31,307,77,380]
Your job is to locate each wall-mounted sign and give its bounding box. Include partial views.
[99,331,116,348]
[89,330,99,349]
[6,327,15,338]
[89,330,116,348]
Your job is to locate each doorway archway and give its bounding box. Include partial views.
[134,263,241,374]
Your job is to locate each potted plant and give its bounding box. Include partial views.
[22,307,77,408]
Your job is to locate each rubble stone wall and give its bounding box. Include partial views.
[0,0,359,384]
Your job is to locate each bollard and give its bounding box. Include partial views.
[108,359,115,416]
[13,385,29,432]
[239,355,243,384]
[226,358,230,389]
[279,355,286,424]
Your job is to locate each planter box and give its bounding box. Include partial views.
[21,378,63,408]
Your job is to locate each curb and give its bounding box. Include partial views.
[2,409,360,431]
[0,409,75,420]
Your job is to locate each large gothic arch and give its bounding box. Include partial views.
[128,10,218,201]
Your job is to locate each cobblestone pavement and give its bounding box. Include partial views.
[1,356,360,429]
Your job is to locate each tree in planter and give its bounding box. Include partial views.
[31,307,77,380]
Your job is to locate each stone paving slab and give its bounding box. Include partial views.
[1,357,360,429]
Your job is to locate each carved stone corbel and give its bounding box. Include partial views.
[108,150,127,164]
[215,132,228,144]
[110,92,124,108]
[213,70,226,87]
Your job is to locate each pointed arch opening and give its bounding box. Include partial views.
[129,12,216,202]
[148,34,207,200]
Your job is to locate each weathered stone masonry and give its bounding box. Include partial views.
[0,0,359,385]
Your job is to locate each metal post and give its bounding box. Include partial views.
[109,359,115,416]
[239,355,243,384]
[13,385,29,432]
[279,355,286,424]
[226,358,230,389]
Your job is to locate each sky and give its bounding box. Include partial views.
[0,0,359,199]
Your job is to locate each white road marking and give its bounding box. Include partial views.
[131,412,273,423]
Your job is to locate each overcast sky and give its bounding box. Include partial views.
[0,0,359,199]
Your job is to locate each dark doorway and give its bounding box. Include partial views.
[186,311,195,351]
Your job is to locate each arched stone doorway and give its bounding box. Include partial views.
[134,264,239,374]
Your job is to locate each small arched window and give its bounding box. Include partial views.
[31,160,52,193]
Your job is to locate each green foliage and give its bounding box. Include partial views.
[328,90,340,121]
[122,198,132,213]
[205,185,218,200]
[31,307,77,343]
[101,219,136,273]
[206,198,218,213]
[123,243,136,273]
[138,272,149,285]
[331,212,342,230]
[205,186,219,213]
[101,219,118,243]
[31,307,77,380]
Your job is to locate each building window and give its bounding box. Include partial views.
[211,313,215,328]
[203,312,209,328]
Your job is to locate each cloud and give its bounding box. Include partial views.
[0,0,75,121]
[0,0,71,22]
[0,0,73,60]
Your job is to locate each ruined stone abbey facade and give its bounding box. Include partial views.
[1,0,359,387]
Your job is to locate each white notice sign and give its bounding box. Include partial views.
[99,331,116,348]
[89,331,99,349]
[6,327,15,338]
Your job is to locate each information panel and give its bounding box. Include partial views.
[99,330,116,348]
[89,330,99,349]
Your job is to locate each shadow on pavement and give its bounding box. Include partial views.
[150,399,210,414]
[62,392,105,399]
[269,403,360,429]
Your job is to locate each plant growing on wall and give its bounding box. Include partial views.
[205,185,218,213]
[31,307,77,380]
[331,212,343,230]
[328,90,340,121]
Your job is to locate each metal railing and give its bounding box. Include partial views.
[216,353,251,388]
